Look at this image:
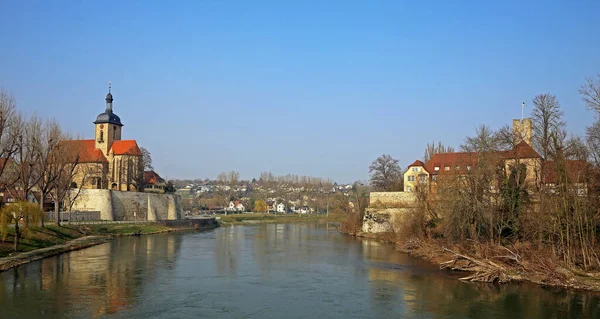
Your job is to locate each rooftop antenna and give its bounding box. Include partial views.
[521,101,526,121]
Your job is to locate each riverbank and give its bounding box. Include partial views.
[217,213,343,226]
[0,221,218,272]
[349,230,600,293]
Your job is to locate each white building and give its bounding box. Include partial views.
[276,203,286,213]
[226,201,246,212]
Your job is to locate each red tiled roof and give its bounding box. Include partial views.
[425,152,479,175]
[503,141,541,159]
[543,160,588,184]
[408,160,426,169]
[144,170,165,184]
[111,140,142,156]
[58,140,108,163]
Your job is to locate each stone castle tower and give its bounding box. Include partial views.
[513,118,532,145]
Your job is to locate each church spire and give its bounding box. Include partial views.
[105,81,113,113]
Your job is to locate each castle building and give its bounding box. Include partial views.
[62,85,144,191]
[403,118,588,195]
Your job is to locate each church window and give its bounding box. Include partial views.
[99,130,104,142]
[113,126,117,139]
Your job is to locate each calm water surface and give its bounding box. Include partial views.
[0,223,599,318]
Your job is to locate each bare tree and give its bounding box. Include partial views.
[531,94,565,160]
[216,172,228,185]
[580,74,600,165]
[140,147,153,171]
[461,125,499,153]
[50,140,84,226]
[13,114,44,227]
[36,120,65,224]
[579,73,600,114]
[496,124,523,151]
[227,170,240,189]
[587,121,600,164]
[369,154,403,191]
[423,141,455,162]
[0,90,21,189]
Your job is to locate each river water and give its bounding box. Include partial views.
[0,223,598,318]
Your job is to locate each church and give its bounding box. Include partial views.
[62,85,144,191]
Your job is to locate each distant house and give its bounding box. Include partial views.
[227,201,245,212]
[299,206,310,214]
[266,200,276,212]
[144,170,166,193]
[276,203,286,213]
[235,201,245,212]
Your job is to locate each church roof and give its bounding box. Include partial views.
[94,111,123,126]
[111,140,142,156]
[94,88,123,126]
[58,140,108,163]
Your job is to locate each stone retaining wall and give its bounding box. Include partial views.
[363,191,418,234]
[369,192,417,207]
[71,189,184,221]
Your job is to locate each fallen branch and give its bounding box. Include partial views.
[441,247,511,283]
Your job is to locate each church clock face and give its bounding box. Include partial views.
[100,124,104,129]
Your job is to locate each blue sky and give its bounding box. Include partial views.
[1,1,599,183]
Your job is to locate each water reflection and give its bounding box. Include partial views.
[0,234,182,318]
[360,238,600,318]
[0,224,599,319]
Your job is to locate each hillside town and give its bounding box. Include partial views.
[171,176,362,215]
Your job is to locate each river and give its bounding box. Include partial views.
[0,223,598,318]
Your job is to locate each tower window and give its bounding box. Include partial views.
[99,130,104,142]
[113,126,117,139]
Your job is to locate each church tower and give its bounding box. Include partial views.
[94,82,123,156]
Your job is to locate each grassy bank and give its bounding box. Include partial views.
[0,223,175,258]
[217,213,343,225]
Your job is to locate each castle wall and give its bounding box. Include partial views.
[369,192,417,207]
[70,189,184,221]
[363,192,418,233]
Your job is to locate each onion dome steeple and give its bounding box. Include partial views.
[94,81,123,126]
